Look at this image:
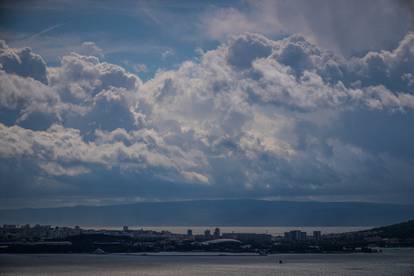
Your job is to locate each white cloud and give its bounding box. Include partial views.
[78,41,104,59]
[49,53,141,101]
[0,123,207,184]
[133,63,147,73]
[202,0,413,56]
[161,49,175,59]
[182,171,209,185]
[0,40,48,84]
[39,162,91,176]
[1,32,414,203]
[0,71,60,129]
[348,33,414,93]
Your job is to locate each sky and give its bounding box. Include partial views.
[0,0,414,209]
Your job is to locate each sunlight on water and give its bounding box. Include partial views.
[1,248,413,276]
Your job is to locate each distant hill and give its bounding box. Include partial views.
[358,219,414,239]
[0,199,413,227]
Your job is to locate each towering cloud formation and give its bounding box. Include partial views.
[203,0,414,56]
[0,40,48,84]
[1,32,414,207]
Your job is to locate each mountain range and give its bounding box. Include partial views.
[1,199,413,227]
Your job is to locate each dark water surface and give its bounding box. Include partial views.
[1,248,414,275]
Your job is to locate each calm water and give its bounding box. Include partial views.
[1,248,414,276]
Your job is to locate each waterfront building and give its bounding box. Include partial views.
[313,230,321,241]
[214,227,221,239]
[284,230,307,241]
[222,233,272,243]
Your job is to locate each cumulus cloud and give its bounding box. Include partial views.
[202,0,413,56]
[1,32,414,205]
[0,40,48,84]
[0,70,60,129]
[226,33,273,69]
[49,53,140,102]
[85,87,145,132]
[348,33,414,93]
[133,64,147,73]
[77,41,104,59]
[0,123,207,184]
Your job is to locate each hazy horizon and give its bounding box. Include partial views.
[2,197,414,211]
[2,200,413,227]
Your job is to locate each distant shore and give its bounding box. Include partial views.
[1,220,413,254]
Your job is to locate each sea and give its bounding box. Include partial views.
[1,248,414,275]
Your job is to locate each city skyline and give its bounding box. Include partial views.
[2,220,413,254]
